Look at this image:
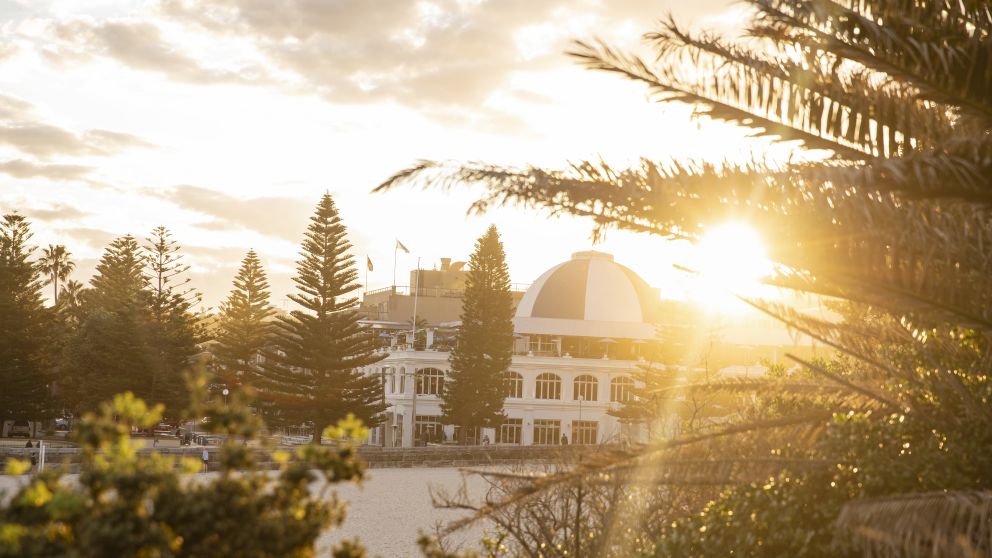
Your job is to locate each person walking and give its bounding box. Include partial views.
[201,448,209,473]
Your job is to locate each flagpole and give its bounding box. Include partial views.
[393,244,397,292]
[364,255,368,294]
[411,256,420,349]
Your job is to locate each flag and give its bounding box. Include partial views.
[396,239,410,254]
[366,256,374,272]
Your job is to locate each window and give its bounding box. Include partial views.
[415,415,443,443]
[399,367,406,394]
[527,335,559,356]
[572,420,598,445]
[535,373,562,400]
[533,419,561,445]
[573,375,598,401]
[505,372,523,399]
[498,418,522,444]
[416,367,445,396]
[610,376,634,402]
[388,368,396,394]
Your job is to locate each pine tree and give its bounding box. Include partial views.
[441,225,514,443]
[39,244,74,307]
[0,213,54,424]
[88,235,148,312]
[257,193,385,443]
[64,235,157,412]
[144,226,201,412]
[214,249,274,388]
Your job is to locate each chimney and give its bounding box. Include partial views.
[440,257,451,270]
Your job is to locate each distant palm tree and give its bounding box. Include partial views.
[39,244,75,306]
[58,279,86,324]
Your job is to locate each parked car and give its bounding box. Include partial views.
[153,422,173,435]
[8,420,31,438]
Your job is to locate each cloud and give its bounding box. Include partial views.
[82,129,155,151]
[156,0,569,107]
[0,94,34,120]
[41,18,271,85]
[0,158,92,180]
[0,42,18,62]
[55,226,120,250]
[8,0,729,125]
[9,0,665,117]
[0,123,100,157]
[156,185,313,242]
[183,243,293,268]
[0,93,151,166]
[24,202,90,222]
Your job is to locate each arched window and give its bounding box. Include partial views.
[505,372,523,399]
[535,373,562,400]
[573,375,598,401]
[399,367,406,394]
[416,367,445,396]
[610,376,634,402]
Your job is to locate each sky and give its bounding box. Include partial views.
[0,0,781,311]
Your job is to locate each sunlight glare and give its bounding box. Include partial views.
[687,222,775,311]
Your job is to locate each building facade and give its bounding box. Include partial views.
[362,251,659,447]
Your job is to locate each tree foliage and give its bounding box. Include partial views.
[62,230,201,416]
[0,214,54,423]
[441,225,514,440]
[378,0,992,555]
[144,226,201,412]
[214,249,275,388]
[0,376,371,558]
[256,193,385,443]
[63,235,157,413]
[38,244,74,307]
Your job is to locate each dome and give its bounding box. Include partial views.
[513,251,659,340]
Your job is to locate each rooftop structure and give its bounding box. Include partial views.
[514,250,660,339]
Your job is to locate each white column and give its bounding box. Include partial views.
[596,374,613,403]
[522,410,534,445]
[401,407,414,447]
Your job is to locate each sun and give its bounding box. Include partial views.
[686,222,775,311]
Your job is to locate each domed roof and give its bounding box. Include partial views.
[513,251,659,340]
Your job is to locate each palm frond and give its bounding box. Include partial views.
[834,490,992,558]
[649,14,955,155]
[570,39,876,159]
[753,0,992,121]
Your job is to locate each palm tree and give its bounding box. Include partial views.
[378,1,992,555]
[39,244,75,307]
[57,279,86,325]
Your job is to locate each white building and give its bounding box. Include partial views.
[364,251,659,447]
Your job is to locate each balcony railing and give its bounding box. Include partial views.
[364,283,531,298]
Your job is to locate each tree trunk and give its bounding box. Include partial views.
[312,418,326,445]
